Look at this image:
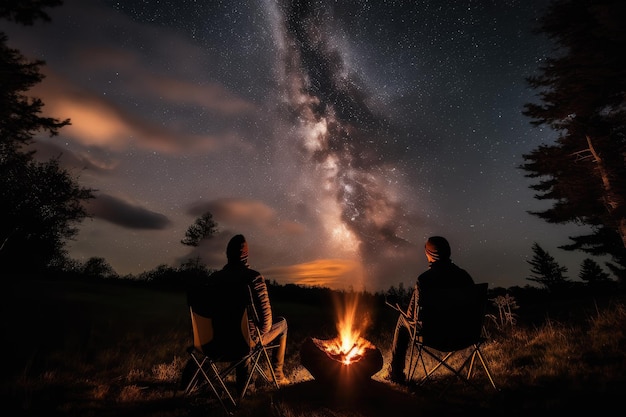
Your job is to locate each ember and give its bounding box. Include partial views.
[315,336,374,365]
[300,292,383,383]
[300,336,383,383]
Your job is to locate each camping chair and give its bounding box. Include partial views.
[406,282,498,393]
[183,286,280,413]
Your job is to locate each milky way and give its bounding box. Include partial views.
[267,0,422,289]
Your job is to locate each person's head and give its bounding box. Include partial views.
[226,234,249,265]
[424,236,451,265]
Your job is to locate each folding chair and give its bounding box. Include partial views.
[183,285,280,414]
[407,282,498,392]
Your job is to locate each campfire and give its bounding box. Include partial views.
[301,292,383,384]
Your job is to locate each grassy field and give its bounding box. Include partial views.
[3,278,626,416]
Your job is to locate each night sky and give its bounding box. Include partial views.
[4,0,604,291]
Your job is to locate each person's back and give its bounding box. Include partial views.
[180,234,290,392]
[200,268,251,359]
[418,261,474,289]
[387,235,474,384]
[217,234,289,387]
[410,236,474,318]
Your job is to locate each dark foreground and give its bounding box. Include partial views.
[10,371,624,417]
[4,278,625,416]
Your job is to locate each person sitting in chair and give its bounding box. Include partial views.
[213,234,290,391]
[181,234,290,394]
[386,236,474,384]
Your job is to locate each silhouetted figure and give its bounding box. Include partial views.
[182,234,290,393]
[386,236,474,384]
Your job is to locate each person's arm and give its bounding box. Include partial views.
[406,284,419,320]
[249,273,272,334]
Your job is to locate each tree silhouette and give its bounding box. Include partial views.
[520,0,626,283]
[82,257,117,280]
[0,1,94,274]
[579,258,612,285]
[0,0,63,25]
[526,242,571,292]
[181,212,218,247]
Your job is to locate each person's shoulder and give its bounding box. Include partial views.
[230,265,264,285]
[450,262,469,272]
[246,265,262,275]
[451,263,475,282]
[207,268,229,283]
[417,269,435,285]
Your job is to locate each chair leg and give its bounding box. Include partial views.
[414,345,497,394]
[418,351,454,387]
[239,352,262,400]
[262,344,280,388]
[184,365,202,394]
[187,352,237,413]
[474,348,498,390]
[233,343,281,400]
[407,341,425,382]
[210,361,237,408]
[407,333,417,380]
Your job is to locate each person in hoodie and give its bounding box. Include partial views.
[211,234,290,390]
[385,236,475,384]
[181,234,290,394]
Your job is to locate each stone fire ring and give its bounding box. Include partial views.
[300,336,383,384]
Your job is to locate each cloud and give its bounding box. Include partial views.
[178,198,310,273]
[139,75,258,115]
[262,258,365,290]
[85,193,171,229]
[31,139,118,173]
[187,198,306,236]
[31,70,255,154]
[74,46,259,115]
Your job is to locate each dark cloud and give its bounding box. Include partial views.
[85,194,171,229]
[31,140,113,173]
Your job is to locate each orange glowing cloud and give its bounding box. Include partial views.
[30,70,252,154]
[189,198,306,237]
[262,258,365,290]
[141,76,257,115]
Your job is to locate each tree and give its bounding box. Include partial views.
[579,258,611,285]
[0,0,63,25]
[82,256,117,280]
[520,0,626,283]
[526,242,571,292]
[0,1,94,274]
[181,212,218,247]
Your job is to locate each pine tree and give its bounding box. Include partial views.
[579,258,611,284]
[181,212,219,247]
[526,242,571,292]
[520,0,626,283]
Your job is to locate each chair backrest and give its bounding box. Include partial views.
[188,282,253,361]
[418,282,488,351]
[190,307,252,349]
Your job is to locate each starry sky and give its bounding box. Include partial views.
[4,0,604,291]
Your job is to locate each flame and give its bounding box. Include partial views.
[319,292,373,365]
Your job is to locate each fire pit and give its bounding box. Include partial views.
[300,291,382,384]
[300,336,383,384]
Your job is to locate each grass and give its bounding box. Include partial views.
[3,278,625,416]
